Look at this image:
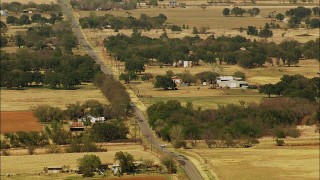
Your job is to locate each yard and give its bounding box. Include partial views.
[0,83,108,111]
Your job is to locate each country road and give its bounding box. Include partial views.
[59,1,204,179]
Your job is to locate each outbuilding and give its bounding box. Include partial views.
[216,76,248,88]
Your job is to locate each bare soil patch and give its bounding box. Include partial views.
[0,111,42,134]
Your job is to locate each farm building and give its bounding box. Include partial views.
[169,0,178,7]
[69,122,84,131]
[21,8,36,14]
[172,76,182,84]
[111,164,121,175]
[46,166,63,173]
[78,115,105,123]
[216,76,248,88]
[0,10,8,16]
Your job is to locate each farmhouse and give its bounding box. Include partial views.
[216,76,248,88]
[78,115,105,123]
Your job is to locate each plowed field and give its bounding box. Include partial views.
[0,111,42,134]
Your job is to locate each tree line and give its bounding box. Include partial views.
[1,1,61,13]
[6,13,63,26]
[104,32,319,70]
[70,0,137,11]
[0,49,100,89]
[259,75,319,101]
[79,13,167,30]
[147,98,318,148]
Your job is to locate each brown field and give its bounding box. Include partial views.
[0,83,108,111]
[181,125,320,180]
[108,176,167,180]
[0,111,42,134]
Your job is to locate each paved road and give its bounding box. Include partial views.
[60,1,203,179]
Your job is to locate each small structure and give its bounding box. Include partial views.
[21,8,36,14]
[137,2,147,8]
[111,164,122,175]
[172,76,182,84]
[78,115,105,124]
[0,10,8,16]
[169,0,178,7]
[216,76,248,88]
[69,122,84,131]
[183,61,192,68]
[46,166,63,173]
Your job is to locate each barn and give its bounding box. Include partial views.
[216,76,248,88]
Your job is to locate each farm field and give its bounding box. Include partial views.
[185,126,320,180]
[0,0,56,4]
[0,83,108,111]
[1,144,160,175]
[0,112,42,134]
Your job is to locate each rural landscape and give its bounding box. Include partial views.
[0,0,319,180]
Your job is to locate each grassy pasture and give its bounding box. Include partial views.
[1,144,159,175]
[0,83,108,111]
[185,125,320,180]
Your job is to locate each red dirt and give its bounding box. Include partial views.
[107,176,166,180]
[0,111,42,134]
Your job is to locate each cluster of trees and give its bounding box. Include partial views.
[79,13,167,30]
[278,6,320,28]
[94,74,131,118]
[147,98,318,148]
[1,1,61,13]
[6,13,63,25]
[78,152,160,177]
[222,7,260,17]
[0,50,100,89]
[247,23,273,38]
[70,0,137,10]
[104,32,319,70]
[259,75,319,101]
[0,21,7,47]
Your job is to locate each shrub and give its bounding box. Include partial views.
[46,144,61,154]
[160,154,177,174]
[1,149,10,156]
[275,138,285,146]
[27,145,36,155]
[273,128,286,138]
[286,128,301,138]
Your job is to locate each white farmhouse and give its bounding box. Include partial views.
[216,76,248,88]
[78,115,105,123]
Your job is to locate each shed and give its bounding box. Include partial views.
[111,164,122,175]
[172,76,182,84]
[0,10,8,16]
[69,122,84,131]
[46,166,62,173]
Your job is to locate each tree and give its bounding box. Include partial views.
[312,7,319,16]
[160,154,177,174]
[114,151,136,173]
[259,84,275,98]
[15,35,25,48]
[124,59,145,73]
[258,28,273,38]
[222,8,230,16]
[65,102,84,120]
[90,122,128,142]
[32,105,63,123]
[154,75,177,90]
[309,18,320,28]
[0,35,8,47]
[16,15,31,25]
[78,155,101,177]
[231,7,246,17]
[6,16,18,24]
[275,13,285,21]
[233,71,246,80]
[247,8,260,17]
[247,26,258,36]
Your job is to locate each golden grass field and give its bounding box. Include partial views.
[1,144,159,175]
[0,83,108,111]
[183,125,320,180]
